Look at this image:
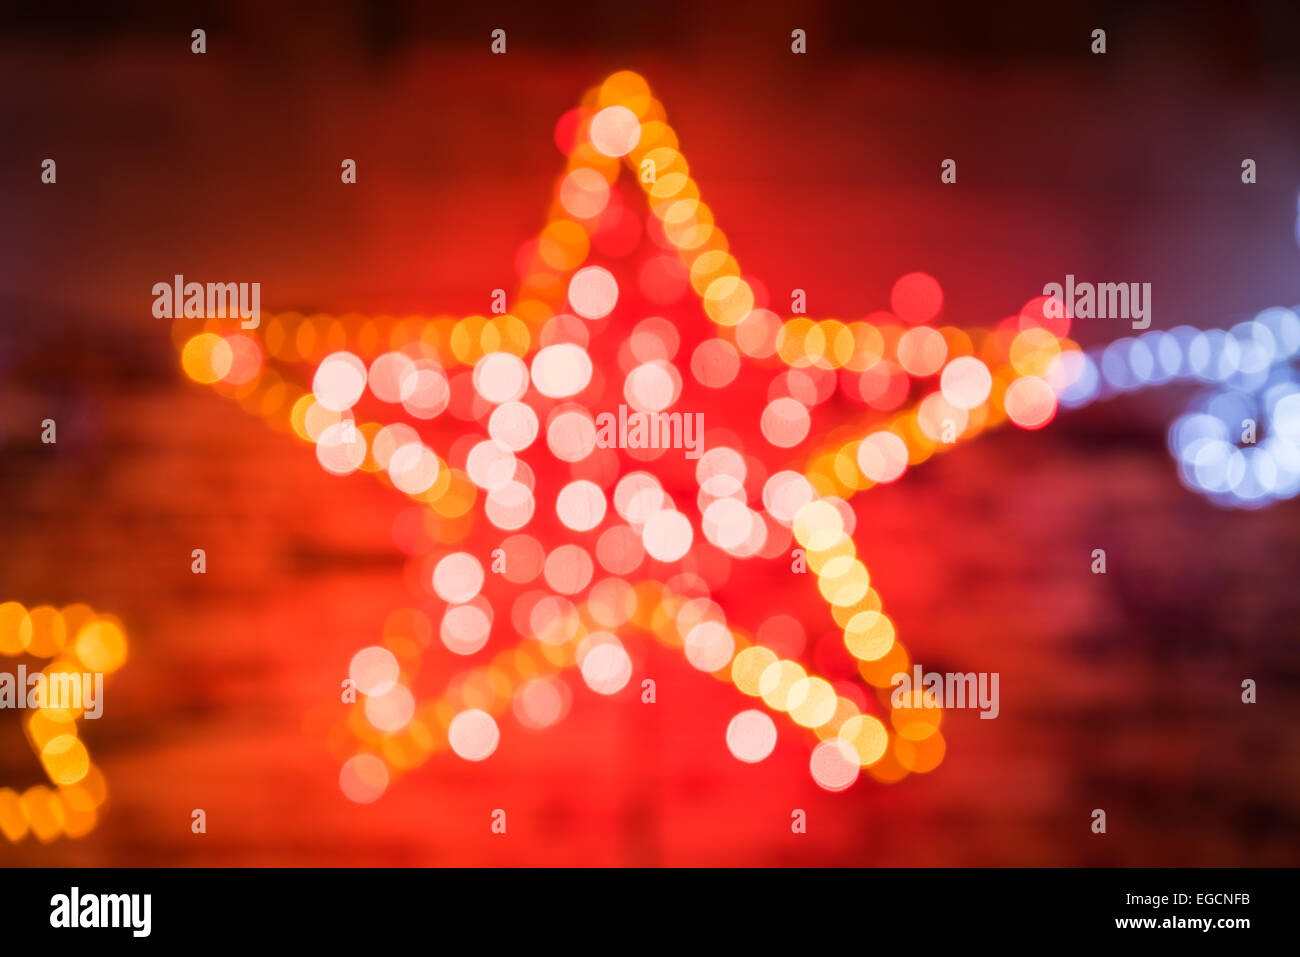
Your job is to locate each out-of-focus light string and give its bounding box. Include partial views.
[798,310,1300,511]
[0,602,128,843]
[1065,316,1300,508]
[338,578,931,798]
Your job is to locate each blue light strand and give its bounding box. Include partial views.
[1048,307,1300,509]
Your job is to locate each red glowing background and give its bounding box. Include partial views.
[2,4,1299,865]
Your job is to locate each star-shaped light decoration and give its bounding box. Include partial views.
[172,71,1300,801]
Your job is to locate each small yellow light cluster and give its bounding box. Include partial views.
[0,602,127,843]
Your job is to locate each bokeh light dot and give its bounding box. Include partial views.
[590,105,642,157]
[726,710,778,763]
[568,266,619,320]
[448,709,500,761]
[313,351,368,412]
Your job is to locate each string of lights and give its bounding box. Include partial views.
[0,602,128,843]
